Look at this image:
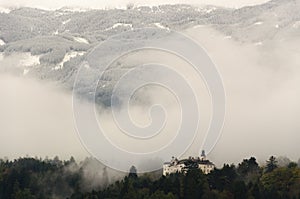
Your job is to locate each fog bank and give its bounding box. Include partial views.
[0,74,88,160]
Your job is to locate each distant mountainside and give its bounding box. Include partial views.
[1,0,299,43]
[0,0,299,105]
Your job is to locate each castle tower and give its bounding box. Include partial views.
[200,150,206,161]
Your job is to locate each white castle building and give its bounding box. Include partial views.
[163,150,215,176]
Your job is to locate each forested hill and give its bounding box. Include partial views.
[0,156,300,199]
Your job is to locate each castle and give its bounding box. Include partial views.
[163,150,215,176]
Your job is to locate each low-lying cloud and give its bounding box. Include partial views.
[0,74,88,160]
[0,25,299,170]
[184,26,300,166]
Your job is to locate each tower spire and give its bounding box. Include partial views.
[200,150,206,160]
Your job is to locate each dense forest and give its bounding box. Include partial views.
[0,156,300,199]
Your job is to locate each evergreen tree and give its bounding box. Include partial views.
[129,166,138,179]
[265,156,278,173]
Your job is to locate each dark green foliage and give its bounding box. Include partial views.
[1,156,300,199]
[265,156,278,173]
[0,157,82,199]
[129,166,138,179]
[237,157,261,184]
[207,164,237,192]
[183,169,206,199]
[261,166,300,199]
[232,180,247,199]
[288,162,298,169]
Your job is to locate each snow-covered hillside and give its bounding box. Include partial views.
[0,0,299,106]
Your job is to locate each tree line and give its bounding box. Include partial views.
[0,156,300,199]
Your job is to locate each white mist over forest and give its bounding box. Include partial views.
[0,25,299,168]
[0,74,88,160]
[184,26,300,166]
